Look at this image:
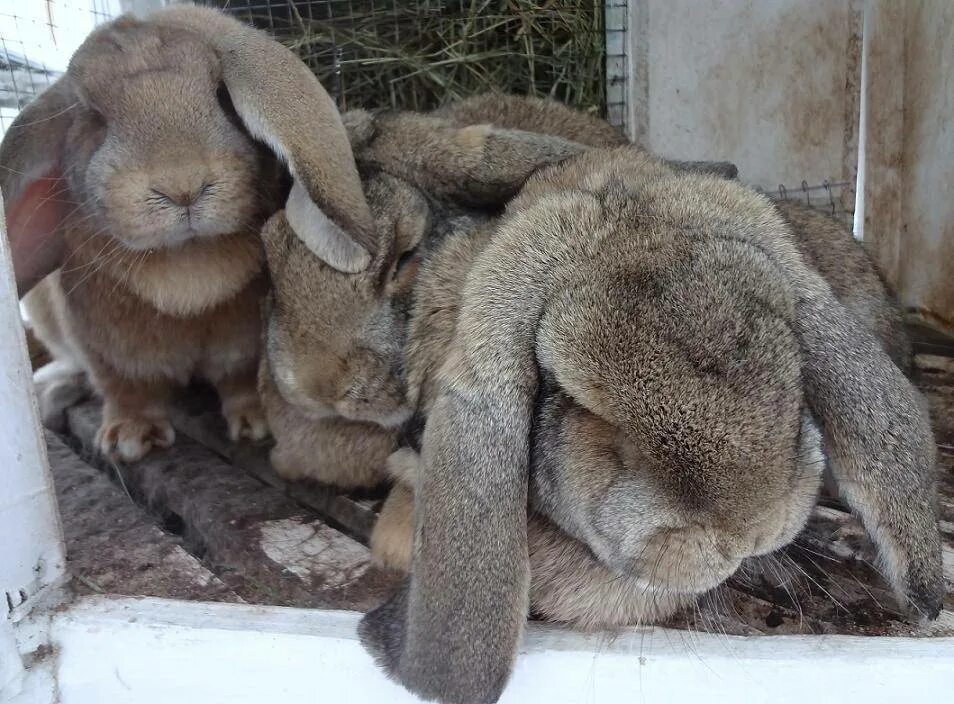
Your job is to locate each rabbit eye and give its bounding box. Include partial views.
[216,83,242,127]
[394,248,417,275]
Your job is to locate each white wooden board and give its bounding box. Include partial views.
[42,596,954,704]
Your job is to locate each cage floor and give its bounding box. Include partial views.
[44,326,954,638]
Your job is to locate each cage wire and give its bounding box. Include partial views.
[757,180,856,229]
[204,0,610,116]
[0,0,121,134]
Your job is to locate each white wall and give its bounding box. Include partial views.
[630,0,860,192]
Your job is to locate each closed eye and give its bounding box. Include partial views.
[393,248,417,278]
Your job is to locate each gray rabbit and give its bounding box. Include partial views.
[259,95,939,704]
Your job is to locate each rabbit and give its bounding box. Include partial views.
[368,98,914,589]
[775,200,911,371]
[256,106,601,488]
[432,91,630,147]
[256,95,937,701]
[258,100,713,487]
[351,144,940,703]
[433,93,909,371]
[257,168,432,487]
[3,5,377,462]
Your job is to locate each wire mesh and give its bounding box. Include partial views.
[205,0,610,117]
[0,1,855,230]
[0,0,119,134]
[756,180,856,230]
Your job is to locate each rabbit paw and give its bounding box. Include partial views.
[96,416,175,463]
[223,395,269,443]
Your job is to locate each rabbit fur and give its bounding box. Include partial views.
[342,104,938,703]
[256,103,594,486]
[257,99,701,485]
[253,92,936,703]
[4,6,376,461]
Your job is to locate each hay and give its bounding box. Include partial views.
[214,1,607,115]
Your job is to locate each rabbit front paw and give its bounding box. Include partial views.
[96,416,175,462]
[222,393,269,443]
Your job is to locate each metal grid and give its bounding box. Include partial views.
[603,0,626,132]
[0,1,852,232]
[757,180,856,230]
[206,0,610,116]
[0,0,120,134]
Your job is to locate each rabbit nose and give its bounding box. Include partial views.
[150,170,211,207]
[151,184,207,207]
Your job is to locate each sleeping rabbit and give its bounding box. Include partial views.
[355,128,941,704]
[258,95,939,703]
[2,6,375,461]
[256,108,586,487]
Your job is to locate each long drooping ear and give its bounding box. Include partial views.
[355,113,740,206]
[359,227,546,704]
[0,78,76,296]
[793,277,943,619]
[355,113,587,207]
[152,5,375,273]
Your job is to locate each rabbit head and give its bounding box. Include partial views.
[358,147,942,704]
[261,169,429,428]
[1,5,376,295]
[259,108,589,428]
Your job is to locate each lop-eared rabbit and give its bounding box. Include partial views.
[1,6,377,461]
[260,96,939,704]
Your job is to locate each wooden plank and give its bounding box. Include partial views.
[856,0,906,280]
[45,430,238,602]
[170,402,381,542]
[897,1,954,333]
[66,401,400,611]
[639,0,856,188]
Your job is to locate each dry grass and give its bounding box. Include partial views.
[217,1,607,115]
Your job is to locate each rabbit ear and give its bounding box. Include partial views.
[794,281,943,618]
[359,242,542,703]
[356,113,586,207]
[0,77,76,295]
[153,6,375,273]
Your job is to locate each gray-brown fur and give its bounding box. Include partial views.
[257,171,431,487]
[432,91,629,147]
[355,147,940,703]
[776,200,911,370]
[432,91,738,180]
[257,94,937,703]
[257,109,579,489]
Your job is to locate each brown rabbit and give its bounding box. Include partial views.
[258,169,432,487]
[346,128,939,702]
[3,6,375,461]
[432,91,630,147]
[257,95,936,702]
